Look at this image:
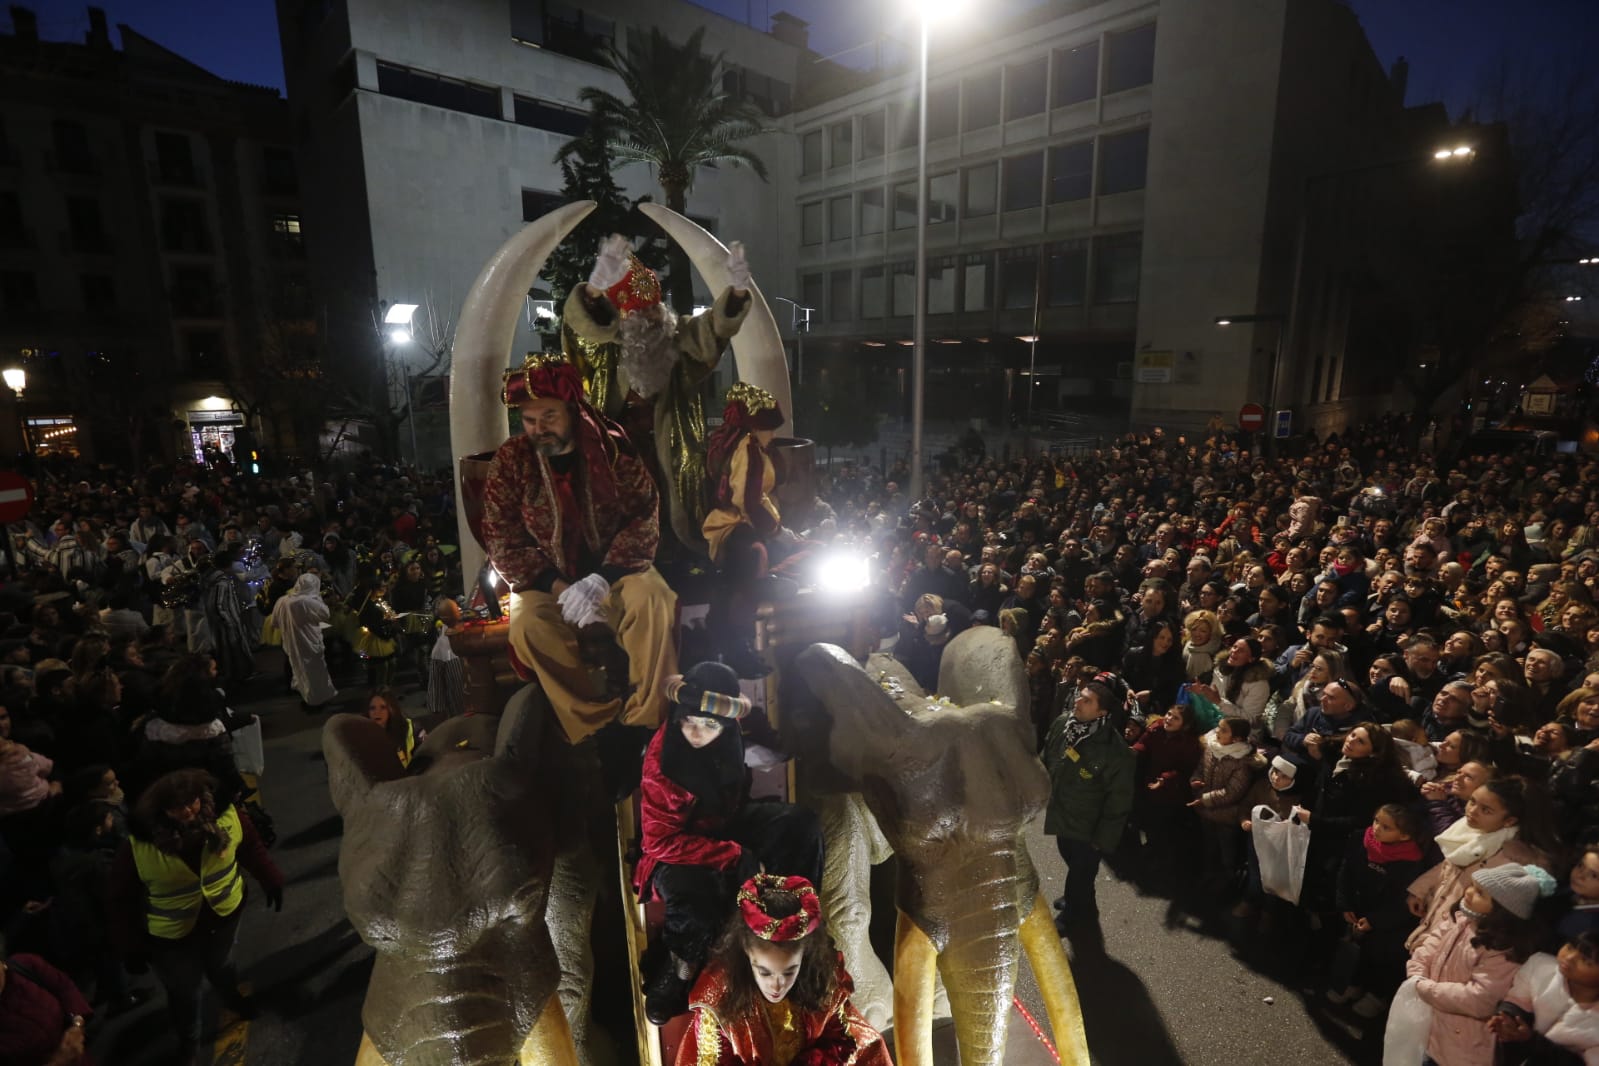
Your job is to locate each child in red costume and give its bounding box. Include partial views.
[676,874,891,1066]
[636,662,823,1024]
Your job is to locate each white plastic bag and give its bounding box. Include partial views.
[1251,803,1310,905]
[231,715,266,775]
[1382,976,1432,1066]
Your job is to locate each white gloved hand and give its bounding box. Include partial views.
[588,233,632,291]
[557,572,611,628]
[726,241,751,291]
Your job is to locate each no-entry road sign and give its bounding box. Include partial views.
[1238,404,1266,432]
[0,472,34,524]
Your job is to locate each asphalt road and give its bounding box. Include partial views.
[89,649,1372,1066]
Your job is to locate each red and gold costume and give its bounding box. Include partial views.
[702,383,783,563]
[481,352,678,743]
[675,957,890,1066]
[634,722,747,900]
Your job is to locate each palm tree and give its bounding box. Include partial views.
[560,26,771,313]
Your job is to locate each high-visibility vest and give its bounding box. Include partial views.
[131,805,246,939]
[397,719,416,768]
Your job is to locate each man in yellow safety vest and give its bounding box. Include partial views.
[109,768,283,1065]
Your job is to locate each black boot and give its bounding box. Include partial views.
[644,952,696,1025]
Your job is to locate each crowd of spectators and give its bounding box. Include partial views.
[816,414,1599,1063]
[0,453,462,1063]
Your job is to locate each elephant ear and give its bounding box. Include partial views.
[323,714,408,816]
[409,714,499,775]
[494,682,554,766]
[936,627,1031,749]
[790,643,914,788]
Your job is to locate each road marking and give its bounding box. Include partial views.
[210,981,251,1066]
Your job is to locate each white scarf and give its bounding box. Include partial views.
[1206,733,1252,760]
[1434,816,1519,867]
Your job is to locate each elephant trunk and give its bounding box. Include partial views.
[923,844,1025,1066]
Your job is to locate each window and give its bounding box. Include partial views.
[513,96,588,136]
[376,61,500,119]
[801,273,825,320]
[1105,23,1156,94]
[928,172,958,225]
[1047,239,1088,306]
[828,196,852,241]
[81,274,115,314]
[927,84,959,141]
[171,265,219,317]
[160,199,211,253]
[801,202,824,245]
[963,252,993,312]
[272,212,305,256]
[800,130,823,175]
[964,163,997,217]
[0,191,24,248]
[184,330,226,377]
[65,196,108,252]
[1048,141,1093,203]
[1002,152,1044,212]
[1098,127,1149,195]
[860,187,885,234]
[829,270,853,322]
[153,131,198,185]
[512,0,613,64]
[522,188,564,222]
[263,146,297,195]
[860,266,885,318]
[1005,56,1048,120]
[963,71,1001,131]
[51,119,93,173]
[725,66,791,118]
[892,98,919,151]
[928,257,957,315]
[829,122,852,168]
[1000,247,1038,310]
[1053,42,1099,106]
[1094,231,1142,303]
[891,261,916,317]
[0,271,39,313]
[892,181,917,230]
[860,111,885,158]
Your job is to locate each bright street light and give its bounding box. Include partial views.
[1434,145,1475,161]
[1567,296,1585,303]
[389,327,411,343]
[1215,318,1232,326]
[2,368,24,395]
[384,303,418,325]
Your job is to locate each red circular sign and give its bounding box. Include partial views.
[1238,404,1266,432]
[0,471,34,524]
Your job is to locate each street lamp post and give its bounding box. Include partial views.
[2,367,25,455]
[383,302,420,465]
[771,296,815,387]
[910,13,930,499]
[1213,314,1286,456]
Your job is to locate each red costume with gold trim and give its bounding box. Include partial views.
[674,955,891,1066]
[633,724,745,900]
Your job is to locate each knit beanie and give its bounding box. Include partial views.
[1270,755,1299,780]
[1471,862,1558,919]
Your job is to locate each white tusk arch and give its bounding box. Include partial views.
[636,203,792,429]
[449,200,597,584]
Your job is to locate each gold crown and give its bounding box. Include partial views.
[725,381,777,415]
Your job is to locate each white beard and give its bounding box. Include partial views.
[617,306,680,399]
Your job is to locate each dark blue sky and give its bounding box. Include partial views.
[15,0,1599,119]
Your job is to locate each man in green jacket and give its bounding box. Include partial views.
[1044,671,1135,932]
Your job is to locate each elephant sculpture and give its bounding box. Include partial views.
[787,627,1089,1066]
[324,687,579,1066]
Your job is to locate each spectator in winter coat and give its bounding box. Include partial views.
[1188,717,1258,893]
[1283,677,1371,762]
[1131,703,1203,856]
[0,951,94,1065]
[1328,803,1430,1018]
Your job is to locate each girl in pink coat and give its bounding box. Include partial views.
[1404,863,1556,1066]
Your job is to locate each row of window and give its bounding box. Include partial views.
[795,232,1142,324]
[799,22,1155,174]
[0,189,301,260]
[799,128,1147,245]
[0,116,296,195]
[0,264,310,322]
[374,60,591,137]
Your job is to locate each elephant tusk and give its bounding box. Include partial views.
[893,910,939,1066]
[354,1033,386,1066]
[1019,892,1090,1066]
[635,203,792,432]
[519,993,581,1066]
[449,199,598,584]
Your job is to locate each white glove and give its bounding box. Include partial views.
[726,241,751,291]
[557,572,611,628]
[588,234,632,291]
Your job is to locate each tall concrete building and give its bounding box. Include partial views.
[276,0,809,467]
[0,5,312,464]
[786,0,1499,439]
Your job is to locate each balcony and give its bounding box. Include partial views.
[59,229,113,255]
[148,159,206,189]
[46,151,99,177]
